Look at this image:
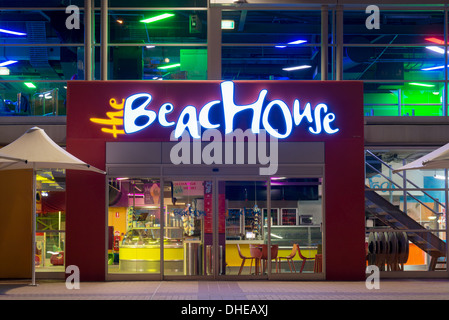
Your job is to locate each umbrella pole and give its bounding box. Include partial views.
[31,166,37,286]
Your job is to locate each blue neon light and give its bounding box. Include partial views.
[122,81,340,138]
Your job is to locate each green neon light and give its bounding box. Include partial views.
[409,82,435,88]
[24,82,36,88]
[140,13,174,24]
[158,63,180,70]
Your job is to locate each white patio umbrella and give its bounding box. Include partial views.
[393,142,449,173]
[0,127,105,285]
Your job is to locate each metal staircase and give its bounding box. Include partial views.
[365,187,446,270]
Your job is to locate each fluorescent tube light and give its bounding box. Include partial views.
[0,28,26,36]
[425,37,445,45]
[426,46,446,54]
[24,82,36,88]
[140,13,174,23]
[422,65,447,71]
[282,65,312,71]
[409,82,435,88]
[0,60,18,67]
[158,63,180,70]
[287,40,307,45]
[275,45,287,48]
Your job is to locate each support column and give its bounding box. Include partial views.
[207,6,222,80]
[84,0,92,80]
[321,5,329,81]
[335,5,343,81]
[101,0,108,80]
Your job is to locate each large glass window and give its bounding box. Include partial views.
[108,177,162,274]
[222,10,322,80]
[223,178,323,277]
[35,169,66,273]
[343,9,446,117]
[365,149,447,272]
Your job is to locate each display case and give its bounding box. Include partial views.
[266,225,321,247]
[281,208,298,225]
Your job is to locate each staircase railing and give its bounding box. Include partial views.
[365,149,445,216]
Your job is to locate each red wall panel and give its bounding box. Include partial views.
[66,80,365,281]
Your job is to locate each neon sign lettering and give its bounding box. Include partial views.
[91,81,339,139]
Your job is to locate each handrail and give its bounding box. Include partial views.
[366,149,445,209]
[365,162,438,215]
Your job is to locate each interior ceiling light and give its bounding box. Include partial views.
[24,82,36,88]
[282,65,312,71]
[158,63,180,70]
[287,40,307,45]
[140,13,174,24]
[116,19,123,24]
[0,67,10,75]
[0,28,26,36]
[425,37,445,45]
[425,46,446,54]
[422,65,448,71]
[275,45,287,48]
[0,60,18,67]
[409,82,435,88]
[221,20,235,30]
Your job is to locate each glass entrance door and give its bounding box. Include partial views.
[163,179,210,277]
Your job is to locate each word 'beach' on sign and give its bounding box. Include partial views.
[123,81,339,139]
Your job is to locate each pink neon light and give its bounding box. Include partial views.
[425,37,445,45]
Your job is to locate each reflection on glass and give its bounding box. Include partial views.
[108,178,162,274]
[35,169,66,272]
[269,178,323,274]
[0,82,68,117]
[165,180,207,276]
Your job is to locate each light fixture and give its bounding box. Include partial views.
[0,67,10,75]
[409,82,435,88]
[422,65,448,71]
[146,45,155,49]
[140,13,174,24]
[275,45,287,48]
[282,65,312,71]
[24,82,36,88]
[287,40,307,45]
[0,60,18,67]
[221,20,235,30]
[425,37,445,45]
[434,174,447,180]
[116,19,123,24]
[425,46,446,54]
[158,63,180,70]
[0,28,26,36]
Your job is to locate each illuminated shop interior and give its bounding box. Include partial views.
[0,0,447,279]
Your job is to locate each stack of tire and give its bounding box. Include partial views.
[367,231,409,271]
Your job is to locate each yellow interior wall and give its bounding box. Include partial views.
[108,207,127,237]
[0,170,33,278]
